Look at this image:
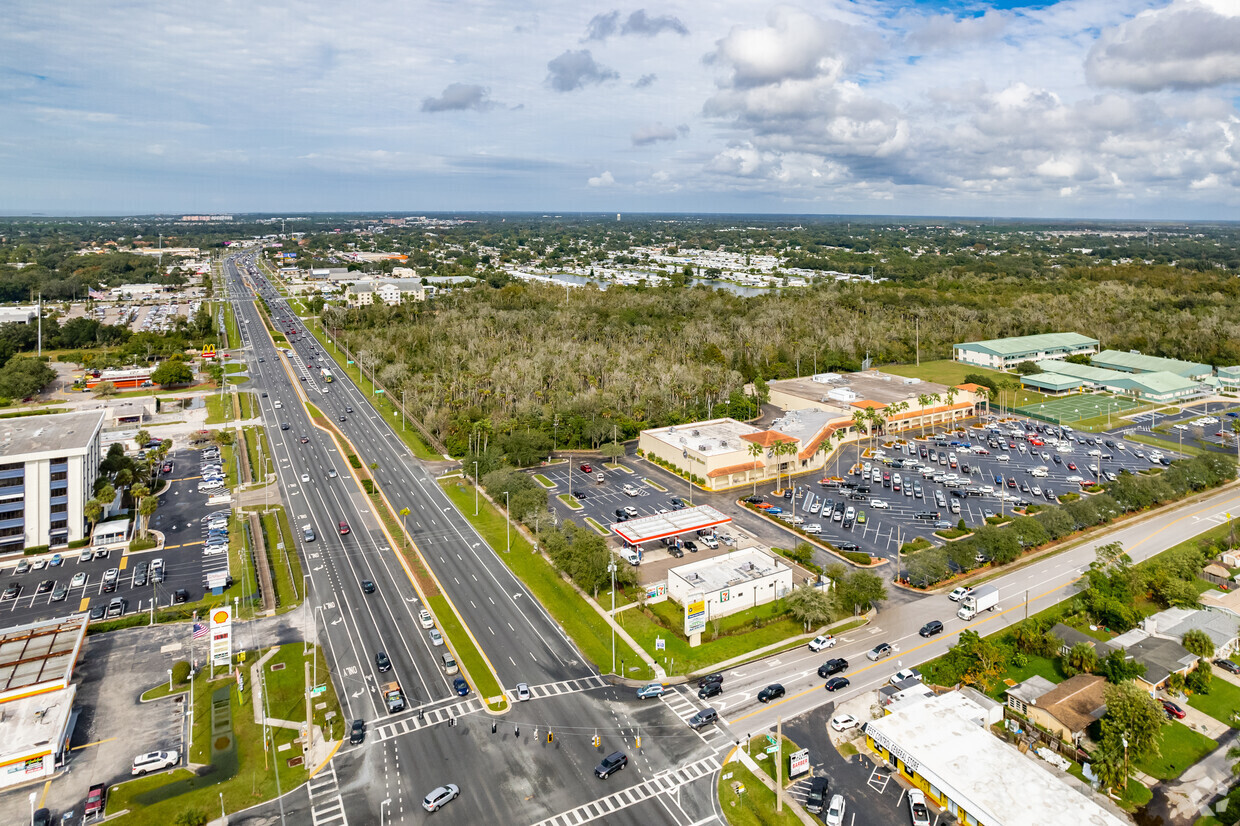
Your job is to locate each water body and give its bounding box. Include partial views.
[539,271,777,298]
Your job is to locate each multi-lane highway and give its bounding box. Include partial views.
[224,254,727,826]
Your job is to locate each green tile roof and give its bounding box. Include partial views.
[1092,350,1210,378]
[954,332,1099,358]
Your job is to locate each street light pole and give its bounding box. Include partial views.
[505,491,511,553]
[608,562,617,674]
[473,462,479,516]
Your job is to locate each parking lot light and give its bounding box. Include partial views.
[168,668,173,692]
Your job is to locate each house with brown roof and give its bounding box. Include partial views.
[1026,675,1108,745]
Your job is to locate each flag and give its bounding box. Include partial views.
[193,622,208,640]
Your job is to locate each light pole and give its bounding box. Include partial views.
[380,797,392,826]
[28,791,35,826]
[168,668,173,693]
[608,561,617,674]
[473,461,479,516]
[505,491,511,553]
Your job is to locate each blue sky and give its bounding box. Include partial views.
[2,0,1239,219]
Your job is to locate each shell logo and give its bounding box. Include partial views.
[212,609,230,625]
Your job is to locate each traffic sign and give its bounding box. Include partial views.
[310,685,327,697]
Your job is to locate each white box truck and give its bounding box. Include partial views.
[957,584,999,620]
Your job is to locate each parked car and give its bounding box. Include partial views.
[830,713,859,732]
[908,789,932,826]
[1214,658,1240,675]
[131,750,178,775]
[1162,699,1186,719]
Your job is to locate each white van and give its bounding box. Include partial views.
[1030,467,1048,478]
[617,548,640,566]
[996,454,1011,463]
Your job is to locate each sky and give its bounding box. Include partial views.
[2,0,1240,219]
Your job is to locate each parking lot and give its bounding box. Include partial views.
[535,416,1189,572]
[755,418,1177,561]
[0,448,229,629]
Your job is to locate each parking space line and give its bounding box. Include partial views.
[119,556,128,570]
[77,596,90,612]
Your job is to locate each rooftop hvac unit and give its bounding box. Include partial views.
[692,430,700,437]
[697,444,709,451]
[719,440,728,448]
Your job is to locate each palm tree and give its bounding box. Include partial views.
[917,393,931,437]
[747,441,765,494]
[975,386,991,417]
[138,495,159,539]
[851,409,868,464]
[943,387,959,430]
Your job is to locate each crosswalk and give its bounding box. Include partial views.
[507,674,608,702]
[530,755,722,826]
[660,687,730,749]
[373,697,484,741]
[307,759,347,826]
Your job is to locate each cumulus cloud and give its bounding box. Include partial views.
[420,83,495,113]
[906,9,1007,52]
[587,170,616,186]
[631,122,682,146]
[633,73,657,88]
[1086,0,1240,91]
[706,6,867,89]
[546,49,618,92]
[585,8,688,41]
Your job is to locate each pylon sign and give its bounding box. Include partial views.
[201,344,217,359]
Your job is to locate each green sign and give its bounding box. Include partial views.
[765,745,779,754]
[310,685,327,697]
[766,734,777,746]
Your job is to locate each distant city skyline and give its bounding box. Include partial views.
[2,0,1238,220]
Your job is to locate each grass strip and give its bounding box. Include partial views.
[557,493,583,509]
[717,761,804,826]
[440,478,646,678]
[223,301,242,350]
[584,517,610,535]
[1130,432,1210,458]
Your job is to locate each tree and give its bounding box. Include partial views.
[93,380,117,397]
[1063,642,1098,677]
[135,429,152,450]
[1100,680,1167,764]
[151,360,194,387]
[84,498,103,532]
[138,495,158,538]
[833,570,888,614]
[1089,736,1130,794]
[916,393,932,436]
[1098,650,1147,683]
[1181,629,1214,659]
[905,548,950,587]
[1186,660,1213,695]
[952,629,1008,690]
[0,357,56,399]
[1013,360,1042,376]
[785,585,834,631]
[747,441,765,494]
[600,441,625,462]
[501,430,553,467]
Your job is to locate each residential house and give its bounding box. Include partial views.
[1026,675,1107,746]
[1004,675,1056,716]
[1142,606,1240,659]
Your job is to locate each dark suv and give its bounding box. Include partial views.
[688,708,718,729]
[595,751,628,779]
[698,681,723,700]
[757,684,785,703]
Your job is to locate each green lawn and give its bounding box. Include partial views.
[237,391,258,419]
[225,362,246,374]
[883,359,1005,387]
[747,734,803,788]
[205,393,232,424]
[1131,432,1211,458]
[557,493,583,509]
[1188,677,1240,727]
[223,302,241,350]
[717,762,804,826]
[618,599,805,677]
[1134,721,1217,780]
[533,474,556,488]
[107,644,339,826]
[440,479,647,679]
[259,507,303,611]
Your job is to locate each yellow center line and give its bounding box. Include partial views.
[37,779,51,808]
[70,737,117,751]
[730,489,1240,726]
[181,540,204,547]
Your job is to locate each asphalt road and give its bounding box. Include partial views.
[227,255,726,826]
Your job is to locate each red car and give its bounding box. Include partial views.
[338,521,350,535]
[1162,699,1186,719]
[1067,462,1078,471]
[579,464,592,473]
[86,783,106,817]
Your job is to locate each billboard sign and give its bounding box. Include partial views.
[789,748,810,778]
[209,605,233,667]
[685,595,706,636]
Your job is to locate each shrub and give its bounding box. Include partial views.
[347,453,362,469]
[841,550,872,565]
[171,660,191,684]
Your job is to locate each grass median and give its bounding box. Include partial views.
[440,478,646,678]
[717,761,803,826]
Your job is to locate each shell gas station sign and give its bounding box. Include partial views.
[209,605,233,668]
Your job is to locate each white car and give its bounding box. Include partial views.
[948,587,972,602]
[808,635,836,652]
[869,499,888,509]
[418,609,434,629]
[830,713,859,732]
[804,523,822,534]
[131,750,178,775]
[701,535,719,549]
[301,473,310,483]
[202,545,228,556]
[70,572,87,588]
[908,789,931,826]
[515,682,531,702]
[429,629,444,646]
[825,794,846,826]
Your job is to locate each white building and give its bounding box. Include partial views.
[110,283,166,298]
[0,410,105,550]
[0,306,37,325]
[865,691,1131,826]
[667,548,793,622]
[346,278,427,307]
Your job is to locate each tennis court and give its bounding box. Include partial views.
[1016,393,1143,424]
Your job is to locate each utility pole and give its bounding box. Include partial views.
[304,659,313,761]
[776,716,784,812]
[608,562,617,674]
[36,292,41,356]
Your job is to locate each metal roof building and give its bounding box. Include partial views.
[1031,361,1205,403]
[953,333,1100,370]
[1091,350,1212,380]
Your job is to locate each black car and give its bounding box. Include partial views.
[339,416,347,422]
[744,496,764,504]
[375,651,391,672]
[818,658,848,677]
[37,579,54,594]
[570,489,587,499]
[349,719,366,744]
[667,546,684,558]
[699,681,723,700]
[173,589,190,604]
[614,509,627,521]
[281,423,290,430]
[697,673,723,689]
[835,542,860,553]
[757,684,785,703]
[361,580,376,594]
[919,620,944,637]
[825,677,850,692]
[89,603,107,620]
[805,776,829,814]
[1215,658,1240,675]
[2,582,20,600]
[595,751,628,779]
[683,540,699,553]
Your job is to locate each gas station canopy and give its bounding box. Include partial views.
[612,504,732,546]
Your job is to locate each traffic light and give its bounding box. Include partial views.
[592,735,601,748]
[636,735,642,749]
[547,731,554,744]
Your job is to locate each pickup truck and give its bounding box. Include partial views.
[86,783,106,818]
[383,681,406,713]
